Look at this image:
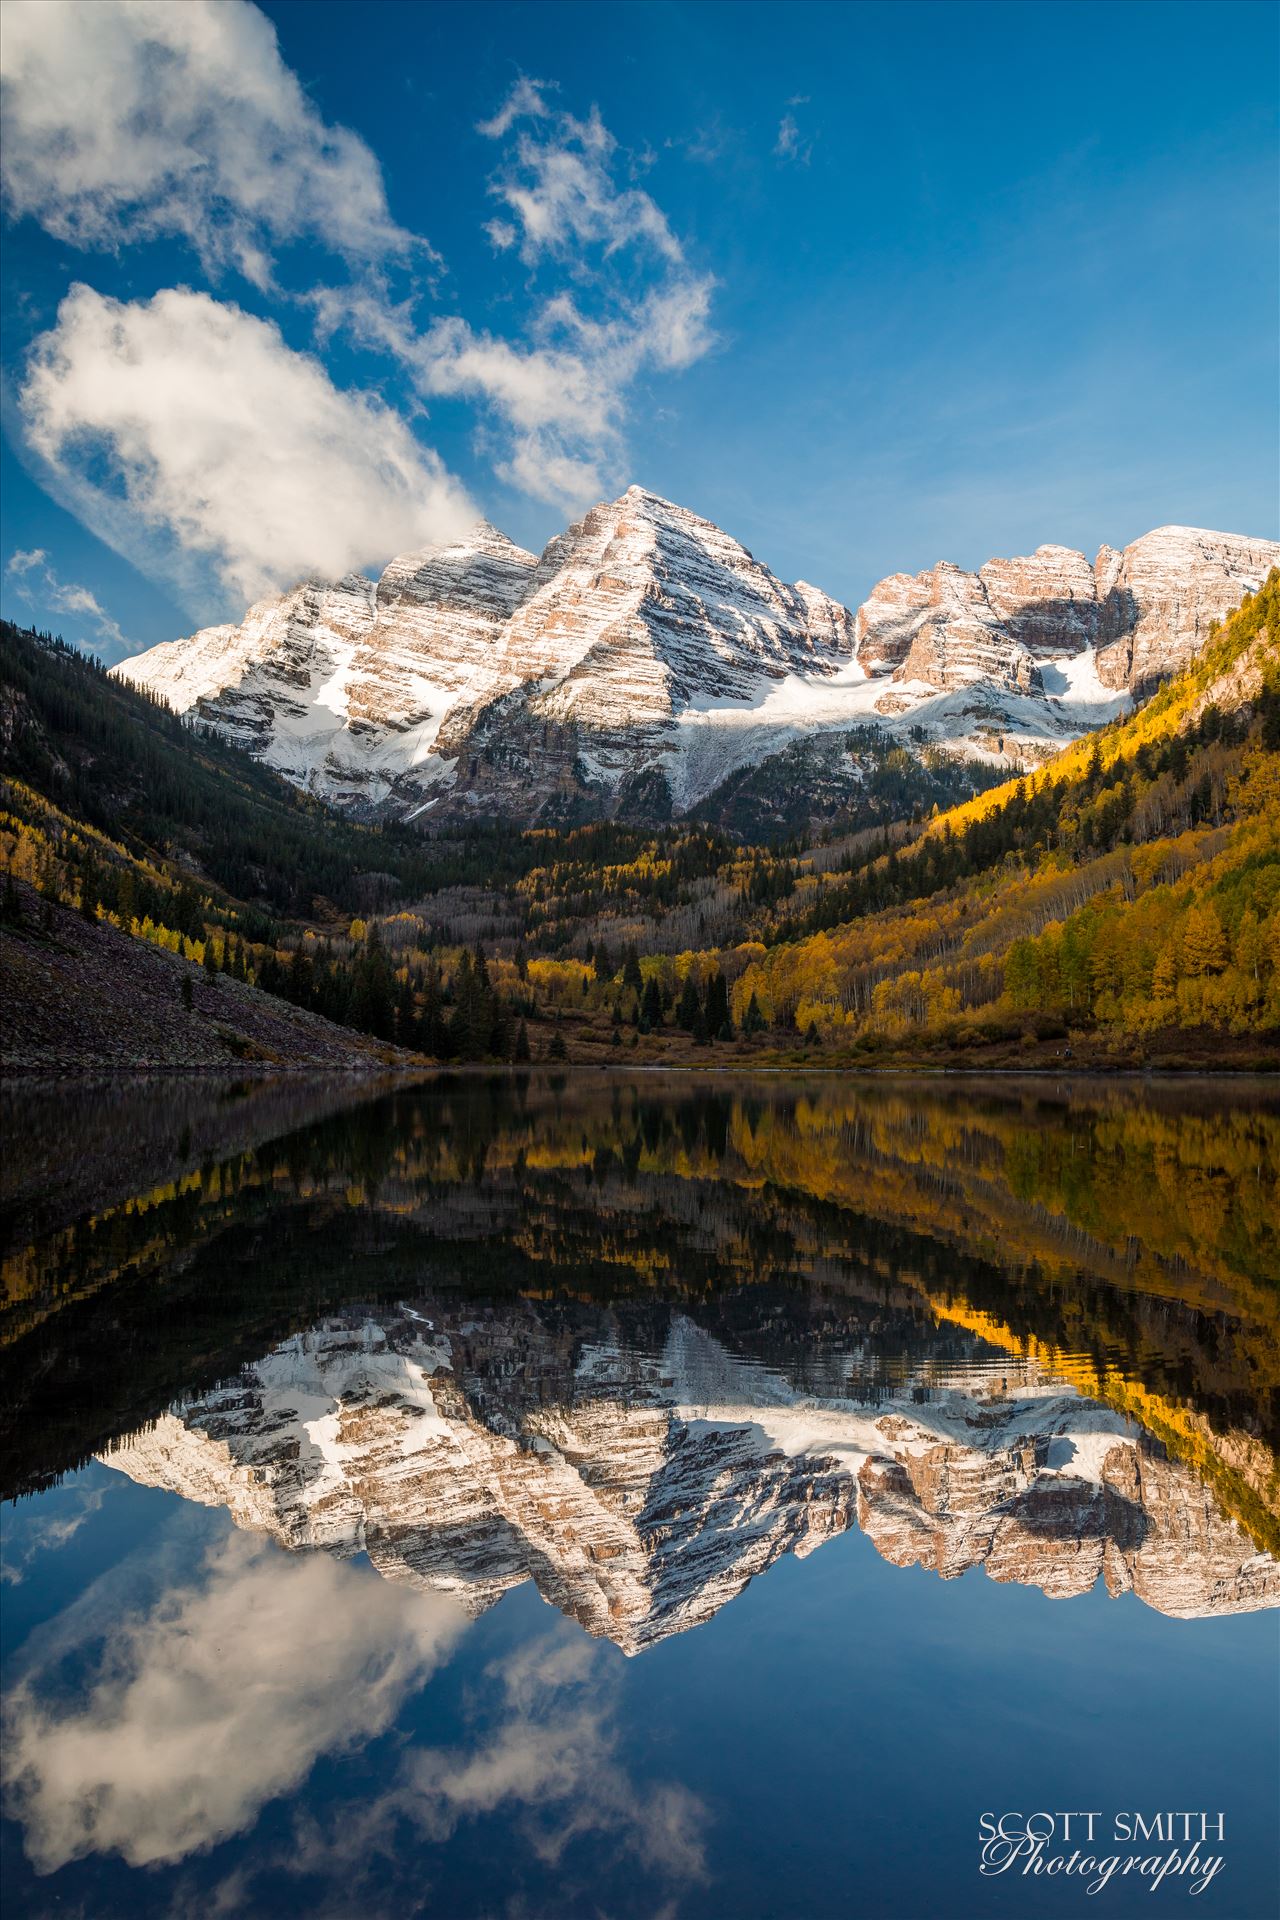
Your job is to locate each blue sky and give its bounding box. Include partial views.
[1,0,1276,661]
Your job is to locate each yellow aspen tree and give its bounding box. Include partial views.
[1180,902,1228,977]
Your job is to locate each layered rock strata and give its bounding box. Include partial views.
[113,500,1279,820]
[104,1305,1278,1649]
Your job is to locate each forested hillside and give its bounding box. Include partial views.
[3,573,1277,1069]
[0,620,525,922]
[714,569,1280,1057]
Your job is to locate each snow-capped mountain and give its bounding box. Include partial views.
[103,1304,1277,1649]
[112,492,1279,823]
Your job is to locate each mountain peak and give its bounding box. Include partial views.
[612,483,708,526]
[111,493,1279,824]
[467,516,534,553]
[384,519,536,573]
[1133,523,1258,542]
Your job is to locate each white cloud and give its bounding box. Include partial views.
[441,277,714,507]
[0,1486,107,1584]
[317,273,713,512]
[475,74,553,141]
[479,81,682,267]
[0,0,416,286]
[184,1621,710,1916]
[1,1530,465,1874]
[0,1482,704,1904]
[314,85,717,513]
[403,1629,709,1881]
[638,275,718,372]
[668,120,733,167]
[774,114,812,165]
[5,27,719,568]
[259,1627,709,1895]
[18,284,476,611]
[4,549,129,661]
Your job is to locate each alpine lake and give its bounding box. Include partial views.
[1,1072,1277,1920]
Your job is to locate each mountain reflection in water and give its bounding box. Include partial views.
[102,1298,1275,1646]
[2,1072,1279,1920]
[3,1072,1277,1626]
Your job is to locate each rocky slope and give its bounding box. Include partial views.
[0,883,410,1071]
[113,497,1278,824]
[103,1303,1278,1648]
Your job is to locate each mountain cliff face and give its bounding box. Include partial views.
[858,527,1277,698]
[112,495,1278,824]
[102,1304,1277,1649]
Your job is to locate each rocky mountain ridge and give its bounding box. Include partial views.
[103,1304,1278,1650]
[112,492,1279,825]
[854,526,1271,693]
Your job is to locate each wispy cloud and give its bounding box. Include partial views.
[5,16,718,597]
[478,79,683,267]
[314,78,717,512]
[4,547,128,661]
[197,1619,711,1913]
[0,1485,107,1583]
[0,0,418,287]
[4,1518,707,1911]
[403,1628,709,1879]
[775,97,814,166]
[475,72,553,142]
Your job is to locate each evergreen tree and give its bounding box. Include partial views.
[286,941,310,1002]
[677,972,702,1032]
[349,926,396,1039]
[489,993,513,1060]
[641,976,663,1029]
[396,973,417,1048]
[420,959,445,1057]
[705,971,731,1038]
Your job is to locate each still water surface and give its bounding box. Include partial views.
[1,1073,1277,1918]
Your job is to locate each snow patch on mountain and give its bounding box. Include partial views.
[102,1305,1279,1645]
[111,497,1279,823]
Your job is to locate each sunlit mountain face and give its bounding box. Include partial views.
[2,1073,1278,1917]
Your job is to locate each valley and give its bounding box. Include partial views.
[3,540,1277,1072]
